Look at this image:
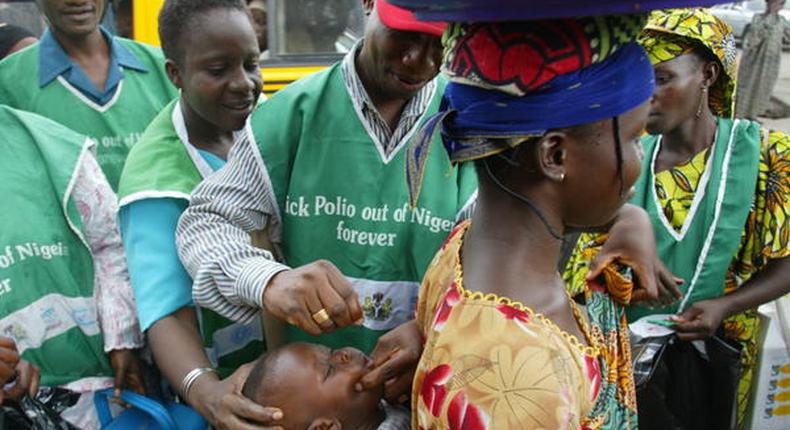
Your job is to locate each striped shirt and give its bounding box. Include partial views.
[176,40,440,323]
[341,40,437,158]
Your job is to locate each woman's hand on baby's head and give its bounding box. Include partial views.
[198,363,284,430]
[357,320,422,404]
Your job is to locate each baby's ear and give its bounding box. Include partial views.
[307,417,342,430]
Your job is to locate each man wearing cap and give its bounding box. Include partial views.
[177,0,476,358]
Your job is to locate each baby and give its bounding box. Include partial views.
[242,343,408,430]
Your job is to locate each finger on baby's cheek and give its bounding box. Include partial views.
[357,371,382,391]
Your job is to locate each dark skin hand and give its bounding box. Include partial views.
[191,363,284,430]
[263,260,363,336]
[0,337,39,403]
[583,204,679,304]
[148,307,283,429]
[670,257,790,341]
[109,349,146,396]
[355,319,421,404]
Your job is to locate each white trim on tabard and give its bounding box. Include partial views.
[649,129,717,241]
[63,137,96,252]
[0,294,100,354]
[677,120,740,313]
[118,190,192,208]
[56,76,123,113]
[172,100,215,179]
[455,189,478,222]
[349,78,440,165]
[248,129,284,244]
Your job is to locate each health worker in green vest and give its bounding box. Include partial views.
[0,105,145,429]
[116,1,277,428]
[565,9,790,429]
[176,0,475,387]
[0,0,178,191]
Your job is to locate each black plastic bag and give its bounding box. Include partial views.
[633,333,743,430]
[0,388,80,430]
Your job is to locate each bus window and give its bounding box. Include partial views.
[268,0,363,60]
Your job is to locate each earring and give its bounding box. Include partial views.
[696,87,708,118]
[559,172,566,182]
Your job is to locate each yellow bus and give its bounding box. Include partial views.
[132,0,362,96]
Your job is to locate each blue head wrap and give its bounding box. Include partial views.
[407,41,656,205]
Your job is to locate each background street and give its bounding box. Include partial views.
[759,50,790,131]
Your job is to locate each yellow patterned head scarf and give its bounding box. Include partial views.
[638,8,737,117]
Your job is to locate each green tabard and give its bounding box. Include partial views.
[251,64,478,353]
[628,118,761,321]
[0,39,177,191]
[0,106,113,386]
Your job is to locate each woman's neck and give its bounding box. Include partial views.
[462,179,565,304]
[180,101,234,160]
[659,109,717,169]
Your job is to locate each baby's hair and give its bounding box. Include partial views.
[158,0,249,64]
[241,352,273,401]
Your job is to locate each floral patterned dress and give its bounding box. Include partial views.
[565,129,790,427]
[413,221,638,430]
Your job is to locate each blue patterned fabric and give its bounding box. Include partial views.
[439,42,654,155]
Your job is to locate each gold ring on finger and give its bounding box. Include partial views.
[312,308,331,325]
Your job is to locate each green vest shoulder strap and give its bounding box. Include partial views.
[118,100,203,206]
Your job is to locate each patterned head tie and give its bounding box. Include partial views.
[638,8,737,117]
[407,15,656,206]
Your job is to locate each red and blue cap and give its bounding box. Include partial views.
[376,0,446,37]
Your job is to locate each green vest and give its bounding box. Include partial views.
[118,100,264,378]
[0,106,113,386]
[0,39,177,191]
[251,65,478,353]
[628,118,762,321]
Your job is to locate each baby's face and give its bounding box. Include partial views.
[260,343,382,429]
